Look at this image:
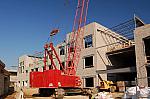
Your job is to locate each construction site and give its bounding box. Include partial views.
[2,0,149,99]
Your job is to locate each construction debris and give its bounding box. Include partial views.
[123,86,150,98]
[94,92,113,99]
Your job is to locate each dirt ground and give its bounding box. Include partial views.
[2,88,124,99]
[2,91,89,99]
[25,96,89,99]
[2,92,17,99]
[2,92,124,99]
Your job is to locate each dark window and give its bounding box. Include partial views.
[20,61,24,66]
[85,77,94,87]
[10,72,17,76]
[35,68,38,71]
[1,69,4,73]
[43,67,45,71]
[84,56,93,68]
[60,62,65,70]
[68,43,74,52]
[144,37,150,63]
[23,81,24,86]
[31,69,34,72]
[60,46,65,55]
[68,61,73,67]
[84,35,93,48]
[26,70,28,73]
[22,61,24,65]
[70,47,74,52]
[49,65,53,70]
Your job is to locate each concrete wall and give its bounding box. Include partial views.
[18,22,129,88]
[0,73,4,96]
[134,24,150,87]
[0,74,9,96]
[66,22,122,88]
[18,55,43,88]
[55,42,66,70]
[76,22,97,87]
[4,75,9,94]
[0,60,10,96]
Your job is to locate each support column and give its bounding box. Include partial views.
[134,24,150,87]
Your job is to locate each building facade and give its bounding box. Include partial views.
[18,22,134,88]
[18,20,149,88]
[6,67,18,91]
[134,24,150,87]
[0,60,10,96]
[17,55,43,88]
[66,22,132,88]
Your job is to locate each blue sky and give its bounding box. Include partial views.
[0,0,150,67]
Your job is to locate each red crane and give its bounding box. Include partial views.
[30,0,89,95]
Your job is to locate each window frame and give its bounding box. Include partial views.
[83,55,94,68]
[59,46,65,55]
[68,42,74,52]
[60,62,65,70]
[25,70,28,74]
[85,77,94,87]
[84,34,93,48]
[35,68,38,72]
[31,69,34,72]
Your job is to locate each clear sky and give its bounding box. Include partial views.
[0,0,150,67]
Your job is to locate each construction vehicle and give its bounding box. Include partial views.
[30,0,89,96]
[98,74,117,92]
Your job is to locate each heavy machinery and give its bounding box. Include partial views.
[30,0,89,96]
[98,74,117,92]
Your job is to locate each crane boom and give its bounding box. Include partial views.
[30,0,89,94]
[66,0,89,75]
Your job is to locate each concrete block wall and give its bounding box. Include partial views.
[17,22,129,88]
[70,22,122,87]
[134,24,150,87]
[18,55,44,88]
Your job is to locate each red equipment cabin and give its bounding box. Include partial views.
[30,43,81,88]
[30,0,89,95]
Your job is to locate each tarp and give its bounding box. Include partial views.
[123,86,150,99]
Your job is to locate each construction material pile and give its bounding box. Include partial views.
[94,92,113,99]
[123,86,150,98]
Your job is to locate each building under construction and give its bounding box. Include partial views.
[17,16,150,89]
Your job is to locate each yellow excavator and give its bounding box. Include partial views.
[98,74,117,92]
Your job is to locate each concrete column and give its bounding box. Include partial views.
[134,24,150,87]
